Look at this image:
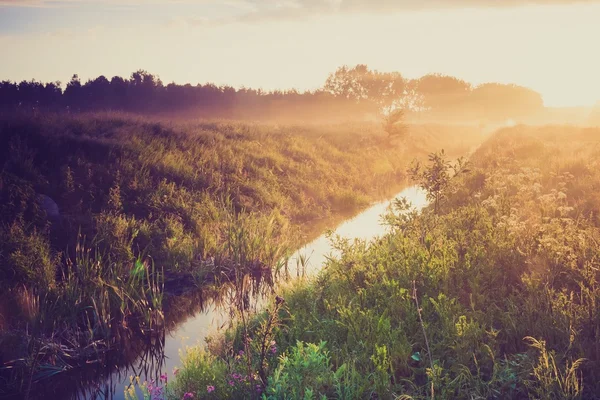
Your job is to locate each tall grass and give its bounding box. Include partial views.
[163,125,600,399]
[0,113,481,396]
[0,233,165,396]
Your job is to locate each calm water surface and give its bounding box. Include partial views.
[102,185,427,399]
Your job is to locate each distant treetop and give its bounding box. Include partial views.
[0,66,545,121]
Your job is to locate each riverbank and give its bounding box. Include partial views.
[0,114,482,398]
[157,125,600,400]
[107,185,427,400]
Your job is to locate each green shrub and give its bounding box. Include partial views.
[0,221,56,288]
[264,341,334,400]
[166,348,233,400]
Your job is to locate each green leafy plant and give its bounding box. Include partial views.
[264,341,334,400]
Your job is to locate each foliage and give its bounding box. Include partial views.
[408,150,468,213]
[0,113,479,396]
[0,220,57,288]
[324,64,406,112]
[264,341,333,400]
[165,348,233,399]
[0,114,476,293]
[1,66,544,122]
[171,125,600,399]
[524,337,585,400]
[0,236,164,397]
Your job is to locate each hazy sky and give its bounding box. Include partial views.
[1,0,599,107]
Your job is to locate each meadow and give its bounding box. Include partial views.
[150,125,600,400]
[0,113,481,397]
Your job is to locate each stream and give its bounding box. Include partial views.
[82,185,428,399]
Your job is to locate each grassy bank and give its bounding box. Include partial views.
[0,113,480,396]
[159,125,600,399]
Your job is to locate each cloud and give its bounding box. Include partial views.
[2,0,598,8]
[0,0,214,7]
[340,0,600,12]
[3,0,599,27]
[158,0,600,28]
[0,0,43,6]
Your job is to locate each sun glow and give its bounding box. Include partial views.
[0,2,598,107]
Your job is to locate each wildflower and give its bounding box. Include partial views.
[160,373,168,383]
[238,350,245,356]
[207,385,215,393]
[183,393,194,399]
[228,380,234,386]
[256,384,263,394]
[173,367,180,376]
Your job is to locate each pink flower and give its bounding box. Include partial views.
[238,350,245,356]
[207,385,215,393]
[183,393,194,399]
[160,373,168,383]
[228,380,234,386]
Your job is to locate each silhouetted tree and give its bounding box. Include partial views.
[0,81,18,110]
[64,74,82,112]
[415,74,471,112]
[84,75,111,110]
[110,76,128,109]
[470,83,544,121]
[324,64,406,113]
[0,66,547,122]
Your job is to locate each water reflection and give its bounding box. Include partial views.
[288,186,428,276]
[111,186,426,399]
[8,186,426,399]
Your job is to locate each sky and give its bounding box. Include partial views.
[0,0,599,107]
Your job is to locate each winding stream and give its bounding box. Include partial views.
[89,185,428,399]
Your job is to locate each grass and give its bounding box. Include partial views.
[0,235,165,397]
[0,112,480,396]
[159,125,600,399]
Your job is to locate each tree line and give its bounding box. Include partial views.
[0,65,545,121]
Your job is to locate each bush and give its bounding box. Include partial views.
[0,221,56,288]
[264,341,334,400]
[166,348,233,400]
